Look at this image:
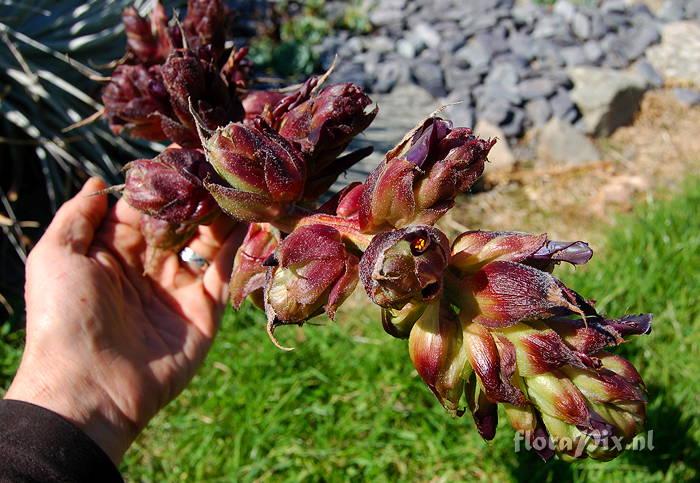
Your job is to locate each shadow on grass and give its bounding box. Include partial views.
[510,442,575,482]
[624,383,700,473]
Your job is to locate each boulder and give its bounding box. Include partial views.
[536,118,600,165]
[568,66,648,136]
[647,21,700,87]
[474,120,516,180]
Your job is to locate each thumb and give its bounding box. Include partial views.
[41,177,110,254]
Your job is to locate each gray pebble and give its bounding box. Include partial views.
[583,40,604,64]
[525,98,552,126]
[445,68,484,92]
[550,88,576,118]
[561,46,587,66]
[397,38,418,59]
[411,61,446,97]
[444,102,476,128]
[480,98,512,126]
[413,22,442,49]
[500,107,526,137]
[572,12,591,40]
[454,42,492,70]
[635,60,664,88]
[658,0,685,21]
[367,36,395,55]
[518,77,558,100]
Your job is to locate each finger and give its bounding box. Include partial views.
[184,215,238,265]
[94,201,147,274]
[203,222,248,306]
[109,197,143,231]
[40,177,109,254]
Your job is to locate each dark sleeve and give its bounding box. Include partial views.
[0,399,123,483]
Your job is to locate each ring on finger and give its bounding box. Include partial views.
[179,246,210,270]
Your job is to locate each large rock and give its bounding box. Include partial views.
[568,66,648,136]
[536,118,600,165]
[474,120,516,180]
[647,21,700,87]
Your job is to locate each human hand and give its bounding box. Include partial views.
[5,178,243,464]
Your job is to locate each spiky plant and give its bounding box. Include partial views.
[0,0,159,314]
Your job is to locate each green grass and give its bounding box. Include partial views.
[2,181,699,481]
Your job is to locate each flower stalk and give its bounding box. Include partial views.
[101,0,653,463]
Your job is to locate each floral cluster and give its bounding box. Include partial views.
[103,0,652,461]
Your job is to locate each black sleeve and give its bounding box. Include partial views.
[0,399,123,483]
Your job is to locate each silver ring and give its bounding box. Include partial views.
[179,247,209,270]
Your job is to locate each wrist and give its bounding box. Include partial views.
[5,352,137,464]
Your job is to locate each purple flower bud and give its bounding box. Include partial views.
[504,405,554,461]
[276,83,377,198]
[450,230,592,273]
[497,322,599,377]
[202,118,307,222]
[122,148,219,225]
[409,301,469,414]
[465,372,498,441]
[265,224,359,328]
[102,64,171,141]
[456,260,585,329]
[160,48,243,147]
[229,223,279,309]
[546,313,652,354]
[181,0,230,57]
[242,90,287,121]
[359,117,494,233]
[381,302,426,339]
[360,225,450,309]
[221,47,252,91]
[122,0,232,65]
[139,214,197,274]
[122,3,171,64]
[140,214,196,251]
[463,323,527,406]
[526,371,592,428]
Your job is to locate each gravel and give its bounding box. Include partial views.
[314,0,700,141]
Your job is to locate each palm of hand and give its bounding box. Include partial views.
[7,178,241,463]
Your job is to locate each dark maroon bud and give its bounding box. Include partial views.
[160,48,244,147]
[265,224,359,328]
[102,64,170,141]
[123,148,218,225]
[276,82,377,198]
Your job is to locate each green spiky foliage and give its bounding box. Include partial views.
[0,0,158,316]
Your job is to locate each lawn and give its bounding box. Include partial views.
[2,180,699,481]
